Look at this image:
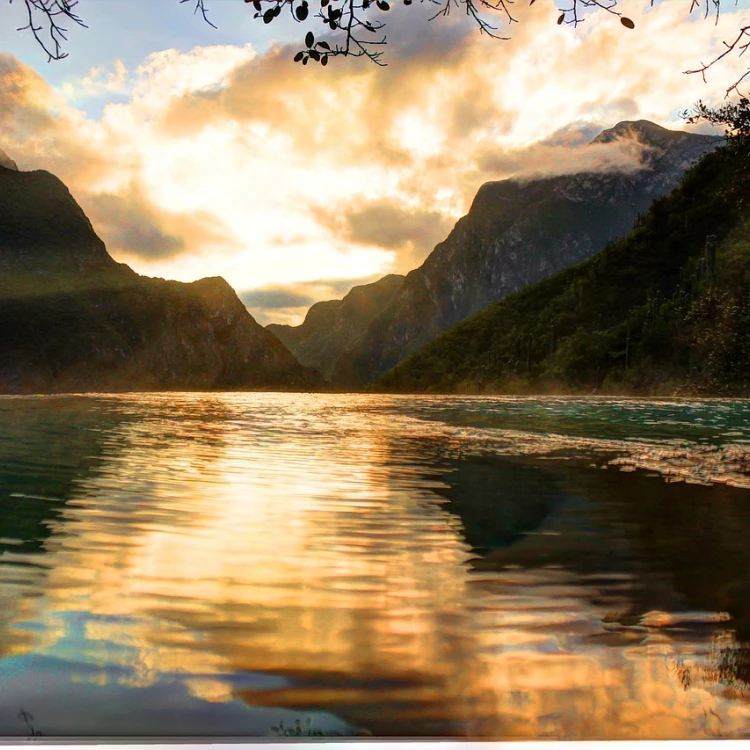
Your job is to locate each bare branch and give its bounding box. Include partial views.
[6,0,750,93]
[179,0,218,30]
[12,0,87,62]
[685,24,750,97]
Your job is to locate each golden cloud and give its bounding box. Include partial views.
[81,185,240,261]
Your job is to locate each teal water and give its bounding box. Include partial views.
[1,393,750,738]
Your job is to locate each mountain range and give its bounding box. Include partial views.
[0,120,729,396]
[0,160,320,393]
[270,121,719,388]
[374,136,750,395]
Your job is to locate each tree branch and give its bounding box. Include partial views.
[13,0,87,61]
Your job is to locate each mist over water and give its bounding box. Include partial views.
[1,393,750,738]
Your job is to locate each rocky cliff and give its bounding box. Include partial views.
[329,121,720,387]
[0,147,18,171]
[267,274,404,380]
[374,140,748,395]
[0,161,321,393]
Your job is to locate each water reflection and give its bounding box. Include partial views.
[0,394,749,737]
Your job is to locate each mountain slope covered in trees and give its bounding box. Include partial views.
[326,121,718,387]
[374,142,750,395]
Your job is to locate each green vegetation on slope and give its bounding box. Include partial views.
[374,142,750,396]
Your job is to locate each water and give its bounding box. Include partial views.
[1,393,750,738]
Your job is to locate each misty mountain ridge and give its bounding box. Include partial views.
[374,138,750,395]
[0,159,321,393]
[272,120,720,388]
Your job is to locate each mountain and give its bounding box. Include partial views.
[267,274,404,380]
[0,161,322,393]
[0,147,17,171]
[374,140,749,395]
[326,121,719,387]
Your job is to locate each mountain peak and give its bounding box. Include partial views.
[591,120,709,148]
[0,147,18,171]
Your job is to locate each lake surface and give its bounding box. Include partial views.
[1,393,750,738]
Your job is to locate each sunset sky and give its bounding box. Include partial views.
[1,0,749,325]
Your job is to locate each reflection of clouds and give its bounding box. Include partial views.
[459,567,750,738]
[2,394,750,736]
[6,395,476,705]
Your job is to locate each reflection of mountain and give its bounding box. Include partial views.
[561,465,750,637]
[0,163,321,393]
[441,456,750,692]
[439,455,750,625]
[0,397,135,662]
[431,457,565,553]
[0,398,130,556]
[3,397,750,738]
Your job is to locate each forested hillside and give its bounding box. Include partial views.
[375,140,750,396]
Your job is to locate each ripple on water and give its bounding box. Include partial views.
[0,394,749,738]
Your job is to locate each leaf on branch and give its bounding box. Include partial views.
[296,4,309,20]
[530,0,535,4]
[318,40,331,50]
[557,12,564,25]
[620,16,635,29]
[305,30,315,47]
[322,54,329,65]
[377,0,390,10]
[294,50,304,61]
[309,49,321,61]
[263,8,275,23]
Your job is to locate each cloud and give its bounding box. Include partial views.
[475,136,651,182]
[345,201,453,250]
[239,287,317,310]
[61,60,128,100]
[81,187,238,261]
[241,274,386,325]
[315,199,455,272]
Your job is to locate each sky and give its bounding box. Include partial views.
[1,0,749,325]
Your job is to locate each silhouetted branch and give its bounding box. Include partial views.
[6,0,749,84]
[428,0,515,42]
[179,0,218,29]
[13,0,87,61]
[685,23,750,97]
